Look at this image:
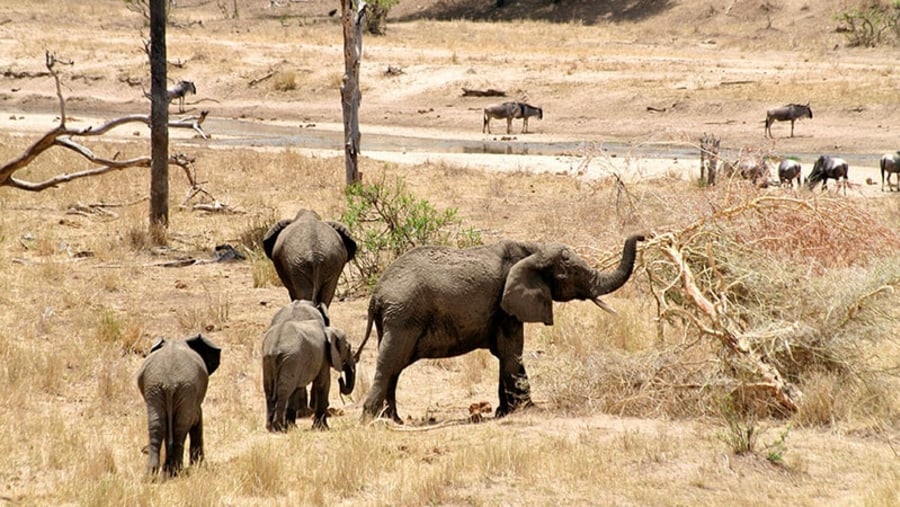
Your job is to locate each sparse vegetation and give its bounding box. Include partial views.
[836,1,900,47]
[1,0,899,505]
[340,174,482,289]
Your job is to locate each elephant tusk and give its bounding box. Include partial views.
[592,297,618,315]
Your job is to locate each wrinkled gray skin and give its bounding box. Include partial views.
[357,235,645,423]
[136,334,221,477]
[262,300,356,431]
[263,209,357,307]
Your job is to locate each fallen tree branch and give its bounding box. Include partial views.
[461,87,507,97]
[657,234,801,413]
[0,52,212,190]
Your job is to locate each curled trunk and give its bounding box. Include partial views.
[339,363,355,395]
[590,234,644,311]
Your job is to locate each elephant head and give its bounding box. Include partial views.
[500,234,644,325]
[327,328,356,396]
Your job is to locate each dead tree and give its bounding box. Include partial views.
[699,132,720,186]
[340,0,367,185]
[149,0,169,239]
[0,52,209,197]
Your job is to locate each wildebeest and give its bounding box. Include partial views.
[483,101,521,134]
[168,80,197,113]
[725,158,770,187]
[880,151,900,192]
[806,155,849,194]
[765,103,813,138]
[778,159,802,188]
[515,103,543,133]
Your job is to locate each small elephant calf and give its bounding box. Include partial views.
[136,334,221,477]
[262,300,356,431]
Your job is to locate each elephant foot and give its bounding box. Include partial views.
[495,397,534,418]
[312,415,329,430]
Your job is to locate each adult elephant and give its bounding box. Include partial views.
[263,300,356,431]
[136,334,221,477]
[263,209,358,306]
[356,235,645,422]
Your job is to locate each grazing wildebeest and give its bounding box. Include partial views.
[515,103,543,133]
[168,80,197,113]
[765,103,813,138]
[806,155,849,194]
[483,102,521,134]
[725,158,770,187]
[778,159,802,188]
[880,151,900,192]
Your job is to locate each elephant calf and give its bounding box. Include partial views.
[136,334,221,477]
[262,300,356,431]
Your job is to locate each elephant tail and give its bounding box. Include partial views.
[353,297,381,362]
[164,389,176,462]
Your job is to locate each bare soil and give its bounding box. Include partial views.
[1,0,899,505]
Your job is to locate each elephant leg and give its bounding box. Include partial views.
[319,276,340,308]
[164,430,187,477]
[493,323,532,417]
[384,373,403,424]
[362,329,415,422]
[291,387,312,419]
[272,397,288,432]
[188,411,204,466]
[265,394,277,432]
[144,404,165,475]
[311,372,331,430]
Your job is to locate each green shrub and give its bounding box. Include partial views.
[341,176,481,291]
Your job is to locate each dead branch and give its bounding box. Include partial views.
[2,69,51,79]
[0,54,212,191]
[248,70,275,87]
[461,87,507,97]
[654,232,801,413]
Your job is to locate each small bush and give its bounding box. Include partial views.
[273,70,297,92]
[366,0,400,35]
[340,175,482,291]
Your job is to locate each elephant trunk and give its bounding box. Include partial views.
[589,234,645,313]
[338,363,355,395]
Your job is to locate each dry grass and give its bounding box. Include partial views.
[3,0,900,505]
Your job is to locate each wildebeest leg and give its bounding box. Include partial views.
[505,116,512,134]
[790,119,795,137]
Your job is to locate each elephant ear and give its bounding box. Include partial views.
[326,329,344,372]
[185,334,222,376]
[262,219,293,260]
[326,221,358,262]
[149,337,166,354]
[501,253,554,325]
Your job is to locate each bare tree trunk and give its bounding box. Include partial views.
[340,0,366,186]
[150,0,169,242]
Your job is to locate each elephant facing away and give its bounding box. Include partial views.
[356,235,645,423]
[136,334,221,477]
[262,300,356,431]
[263,209,357,306]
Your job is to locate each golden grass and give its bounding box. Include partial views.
[2,1,900,504]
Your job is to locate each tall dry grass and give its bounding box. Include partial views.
[2,1,900,504]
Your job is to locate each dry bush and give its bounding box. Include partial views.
[536,186,900,425]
